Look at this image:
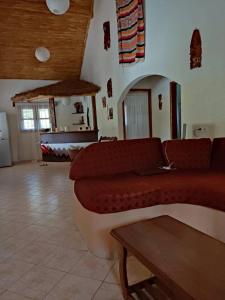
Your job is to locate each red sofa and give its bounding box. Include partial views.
[70,137,225,213]
[69,137,225,257]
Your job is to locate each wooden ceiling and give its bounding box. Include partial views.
[0,0,93,80]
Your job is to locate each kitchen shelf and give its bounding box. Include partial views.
[72,112,84,114]
[72,123,85,125]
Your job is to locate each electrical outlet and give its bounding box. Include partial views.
[192,124,214,138]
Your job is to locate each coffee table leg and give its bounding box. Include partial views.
[119,246,133,300]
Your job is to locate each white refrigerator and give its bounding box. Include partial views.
[0,112,12,167]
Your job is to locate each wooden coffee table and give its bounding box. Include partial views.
[111,215,225,300]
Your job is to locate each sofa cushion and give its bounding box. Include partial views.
[211,138,225,170]
[74,170,225,214]
[70,138,165,180]
[75,172,163,213]
[163,139,212,169]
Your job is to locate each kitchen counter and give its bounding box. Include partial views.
[40,130,98,144]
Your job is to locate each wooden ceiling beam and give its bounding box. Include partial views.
[11,79,101,102]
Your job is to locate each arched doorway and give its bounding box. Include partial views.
[119,75,182,141]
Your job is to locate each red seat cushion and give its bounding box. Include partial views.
[70,138,165,180]
[74,170,225,214]
[211,138,225,170]
[163,139,212,169]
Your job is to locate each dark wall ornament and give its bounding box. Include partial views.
[102,97,107,108]
[107,78,113,97]
[74,102,84,113]
[158,94,163,110]
[108,107,113,120]
[190,29,202,69]
[103,21,111,50]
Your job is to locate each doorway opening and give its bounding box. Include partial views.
[120,75,181,141]
[122,89,152,140]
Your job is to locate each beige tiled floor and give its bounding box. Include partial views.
[0,162,150,299]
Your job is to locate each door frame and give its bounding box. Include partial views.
[122,89,152,140]
[170,81,178,139]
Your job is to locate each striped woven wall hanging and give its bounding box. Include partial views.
[116,0,145,64]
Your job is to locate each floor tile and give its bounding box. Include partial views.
[0,222,28,242]
[93,282,123,300]
[47,229,88,251]
[0,237,30,260]
[8,280,47,300]
[0,288,6,296]
[13,242,58,264]
[44,274,101,300]
[0,162,121,300]
[0,291,32,300]
[0,259,34,289]
[33,214,78,230]
[19,265,65,293]
[70,252,113,281]
[42,246,85,272]
[13,225,60,243]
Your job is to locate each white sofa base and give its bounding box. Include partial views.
[74,196,225,259]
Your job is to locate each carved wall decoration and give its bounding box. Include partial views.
[158,94,163,110]
[102,97,107,108]
[107,79,113,98]
[190,29,202,69]
[103,21,111,50]
[108,107,114,120]
[74,102,84,113]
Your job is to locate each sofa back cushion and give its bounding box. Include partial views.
[211,138,225,170]
[163,138,212,169]
[70,138,164,180]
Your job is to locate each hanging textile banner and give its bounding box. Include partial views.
[116,0,145,64]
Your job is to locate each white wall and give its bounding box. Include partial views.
[0,80,55,162]
[81,0,225,139]
[133,76,171,140]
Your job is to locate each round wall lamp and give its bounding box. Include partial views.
[35,47,51,62]
[46,0,70,15]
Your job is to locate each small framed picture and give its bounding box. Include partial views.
[102,97,107,108]
[103,21,111,50]
[107,78,113,98]
[108,107,113,119]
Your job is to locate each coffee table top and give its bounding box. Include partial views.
[111,215,225,300]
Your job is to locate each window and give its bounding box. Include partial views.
[38,107,51,130]
[21,107,35,131]
[17,103,51,132]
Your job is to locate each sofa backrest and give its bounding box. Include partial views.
[163,138,212,169]
[69,138,165,180]
[211,138,225,170]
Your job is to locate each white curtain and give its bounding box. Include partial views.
[124,92,150,139]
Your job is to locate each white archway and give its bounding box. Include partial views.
[117,74,181,140]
